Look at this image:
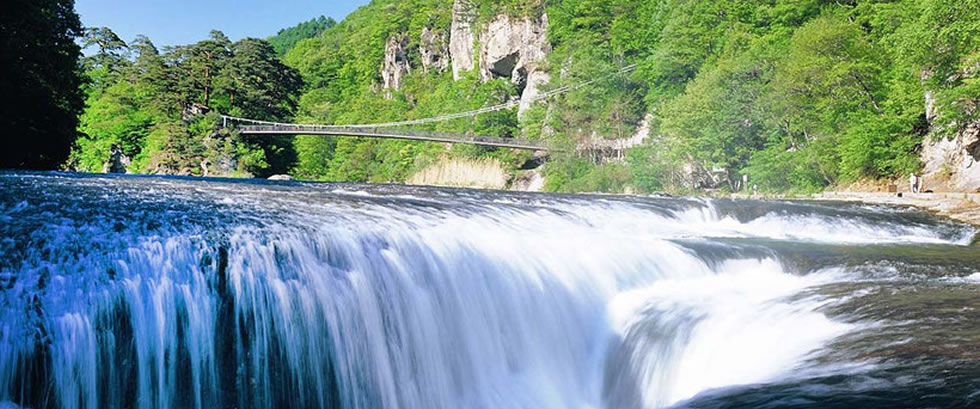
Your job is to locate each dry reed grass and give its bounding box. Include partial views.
[407,158,508,189]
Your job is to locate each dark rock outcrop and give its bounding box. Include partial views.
[420,27,449,73]
[101,145,130,174]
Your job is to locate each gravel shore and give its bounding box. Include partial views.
[811,191,980,228]
[729,191,980,229]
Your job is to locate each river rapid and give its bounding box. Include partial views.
[1,171,978,409]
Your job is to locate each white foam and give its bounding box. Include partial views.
[2,175,958,409]
[608,261,853,407]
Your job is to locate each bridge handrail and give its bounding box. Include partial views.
[238,124,552,149]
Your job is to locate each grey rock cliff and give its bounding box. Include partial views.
[922,88,980,191]
[448,2,554,117]
[449,0,477,80]
[382,34,411,98]
[478,15,550,82]
[921,123,980,191]
[519,70,551,118]
[420,27,449,73]
[101,145,130,174]
[478,14,551,118]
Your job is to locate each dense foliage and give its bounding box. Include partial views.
[268,0,979,193]
[281,0,535,183]
[0,0,85,170]
[71,29,303,177]
[562,0,979,193]
[268,16,337,56]
[63,0,980,193]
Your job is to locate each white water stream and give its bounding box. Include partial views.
[0,174,975,409]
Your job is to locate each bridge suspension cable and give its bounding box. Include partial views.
[221,64,637,129]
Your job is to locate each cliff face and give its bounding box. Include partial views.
[382,28,449,97]
[921,123,980,191]
[381,34,411,98]
[382,0,552,117]
[449,0,477,80]
[419,27,449,73]
[922,90,980,191]
[477,15,550,81]
[477,14,551,118]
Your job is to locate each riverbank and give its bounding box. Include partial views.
[732,191,980,228]
[811,191,980,228]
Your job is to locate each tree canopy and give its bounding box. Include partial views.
[0,0,85,170]
[71,28,303,177]
[268,16,337,56]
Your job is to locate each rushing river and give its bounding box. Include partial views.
[0,172,978,409]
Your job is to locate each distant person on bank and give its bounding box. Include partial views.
[909,173,923,193]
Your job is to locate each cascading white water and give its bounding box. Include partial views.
[1,174,976,409]
[606,260,852,408]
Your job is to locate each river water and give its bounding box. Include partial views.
[0,172,978,409]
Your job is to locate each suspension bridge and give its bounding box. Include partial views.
[227,120,553,151]
[221,64,637,152]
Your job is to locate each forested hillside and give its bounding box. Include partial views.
[268,16,337,56]
[276,0,980,193]
[69,0,980,193]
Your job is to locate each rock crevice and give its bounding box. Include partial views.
[381,34,412,97]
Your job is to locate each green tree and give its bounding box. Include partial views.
[268,16,337,56]
[72,29,304,177]
[170,30,233,109]
[220,38,303,120]
[128,35,178,116]
[82,26,129,72]
[638,0,728,100]
[0,0,85,169]
[73,80,154,172]
[80,27,132,101]
[771,15,884,134]
[218,38,304,176]
[899,0,980,134]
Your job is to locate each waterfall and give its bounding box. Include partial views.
[0,173,975,409]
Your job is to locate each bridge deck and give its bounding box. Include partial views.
[238,125,552,151]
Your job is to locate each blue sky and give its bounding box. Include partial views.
[75,0,367,49]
